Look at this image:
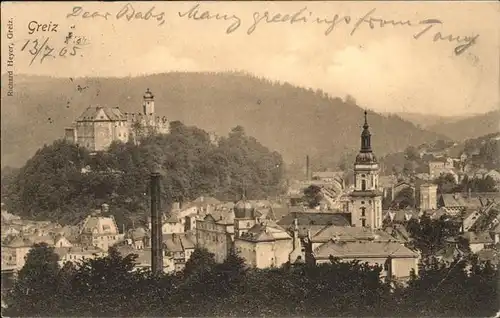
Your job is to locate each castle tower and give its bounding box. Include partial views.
[143,88,155,117]
[349,111,383,229]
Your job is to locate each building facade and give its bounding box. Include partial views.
[419,183,438,211]
[65,89,169,151]
[349,112,383,229]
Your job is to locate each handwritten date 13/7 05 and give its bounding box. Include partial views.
[20,37,84,65]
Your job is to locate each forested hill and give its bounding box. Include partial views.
[426,110,500,141]
[2,123,286,226]
[1,72,446,169]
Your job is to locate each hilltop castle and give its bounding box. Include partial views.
[64,89,169,151]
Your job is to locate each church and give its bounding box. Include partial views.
[348,111,384,229]
[64,89,169,151]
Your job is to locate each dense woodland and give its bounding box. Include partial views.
[1,122,285,227]
[1,72,446,170]
[3,234,498,317]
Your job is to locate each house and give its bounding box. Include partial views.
[79,206,125,251]
[312,171,344,183]
[309,239,419,279]
[462,209,481,232]
[196,208,235,263]
[462,231,494,253]
[1,237,33,270]
[55,245,107,267]
[428,159,457,181]
[163,233,196,272]
[126,227,150,250]
[235,220,299,268]
[438,193,482,215]
[435,238,468,264]
[23,233,73,248]
[425,207,450,220]
[161,214,185,234]
[1,225,20,239]
[116,245,172,273]
[486,170,500,183]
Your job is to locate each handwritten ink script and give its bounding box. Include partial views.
[66,3,166,26]
[20,21,90,65]
[63,3,480,56]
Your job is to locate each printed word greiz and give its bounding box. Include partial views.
[27,21,58,35]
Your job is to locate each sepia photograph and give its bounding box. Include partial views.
[1,1,499,316]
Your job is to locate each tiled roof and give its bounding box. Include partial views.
[162,233,195,252]
[205,208,235,225]
[76,106,127,122]
[311,226,396,243]
[313,240,418,259]
[462,231,494,244]
[440,194,482,209]
[3,236,32,248]
[270,206,291,222]
[278,212,350,228]
[81,215,119,235]
[477,248,500,264]
[239,222,291,242]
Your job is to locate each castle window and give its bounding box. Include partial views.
[362,174,366,177]
[362,219,366,227]
[361,201,365,204]
[369,200,372,204]
[361,207,366,217]
[362,180,366,191]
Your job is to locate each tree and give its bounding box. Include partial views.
[434,173,459,194]
[303,185,323,208]
[5,243,61,316]
[406,215,461,257]
[394,187,415,209]
[69,247,140,316]
[404,146,420,161]
[183,247,216,277]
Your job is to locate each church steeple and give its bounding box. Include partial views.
[360,110,372,153]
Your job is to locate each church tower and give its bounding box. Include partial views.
[349,111,383,229]
[143,88,155,117]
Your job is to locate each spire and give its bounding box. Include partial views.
[360,110,372,153]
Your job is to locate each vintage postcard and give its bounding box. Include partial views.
[1,1,499,317]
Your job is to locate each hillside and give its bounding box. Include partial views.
[426,110,500,141]
[1,72,446,170]
[389,112,473,130]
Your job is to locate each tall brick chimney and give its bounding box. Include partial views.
[150,169,163,275]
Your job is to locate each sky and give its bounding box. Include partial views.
[1,1,499,116]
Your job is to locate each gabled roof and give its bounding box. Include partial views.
[76,106,127,122]
[238,222,291,242]
[162,233,195,252]
[204,208,235,225]
[313,240,418,259]
[383,209,419,223]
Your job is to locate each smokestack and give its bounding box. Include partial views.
[306,155,310,181]
[150,170,163,275]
